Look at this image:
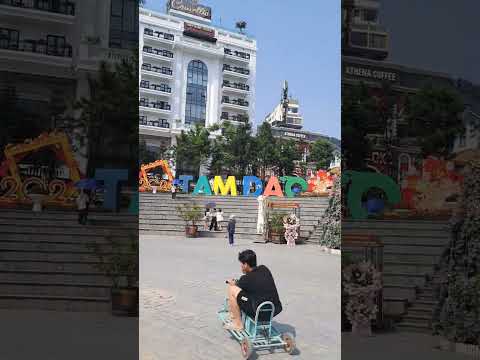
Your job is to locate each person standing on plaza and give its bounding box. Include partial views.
[227,215,236,246]
[216,208,224,230]
[171,184,176,199]
[203,209,210,231]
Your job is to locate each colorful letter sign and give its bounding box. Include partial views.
[213,176,237,196]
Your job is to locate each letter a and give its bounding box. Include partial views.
[263,176,284,197]
[193,176,212,195]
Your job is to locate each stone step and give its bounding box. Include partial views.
[0,241,112,253]
[383,272,427,287]
[343,220,448,231]
[0,218,137,229]
[383,284,417,302]
[0,294,110,312]
[396,322,431,333]
[383,245,444,256]
[139,227,311,238]
[0,281,111,298]
[384,261,436,274]
[0,250,102,262]
[0,269,110,283]
[0,232,129,242]
[383,252,440,264]
[407,307,434,317]
[0,209,136,219]
[0,260,103,274]
[0,225,137,236]
[379,235,450,246]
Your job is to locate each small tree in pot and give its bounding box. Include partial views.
[267,212,287,243]
[176,202,203,237]
[87,233,138,316]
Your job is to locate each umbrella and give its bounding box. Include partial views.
[74,178,101,190]
[205,202,216,209]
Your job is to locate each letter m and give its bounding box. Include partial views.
[213,176,237,196]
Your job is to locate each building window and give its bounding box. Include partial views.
[0,28,19,50]
[109,0,138,49]
[369,33,387,49]
[459,134,466,147]
[185,60,208,125]
[350,31,368,47]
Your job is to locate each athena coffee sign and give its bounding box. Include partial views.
[344,66,398,82]
[167,0,212,20]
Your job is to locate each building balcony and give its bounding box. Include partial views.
[222,64,249,79]
[222,80,249,94]
[141,63,173,80]
[140,80,172,97]
[0,36,72,66]
[221,97,249,110]
[140,116,171,131]
[143,27,174,46]
[0,0,75,24]
[139,98,171,115]
[224,48,250,63]
[142,46,174,62]
[221,112,249,124]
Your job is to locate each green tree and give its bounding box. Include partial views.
[319,176,341,249]
[174,124,211,176]
[63,58,138,182]
[276,139,300,176]
[254,123,278,178]
[341,84,376,171]
[209,122,256,177]
[406,86,465,157]
[309,138,335,170]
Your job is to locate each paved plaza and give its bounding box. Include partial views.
[140,235,341,360]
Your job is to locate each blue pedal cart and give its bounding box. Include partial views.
[218,299,296,359]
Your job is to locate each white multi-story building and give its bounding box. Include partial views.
[139,1,257,156]
[0,0,138,171]
[264,98,303,130]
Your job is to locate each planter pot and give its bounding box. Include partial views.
[351,321,372,337]
[111,287,138,316]
[185,225,198,238]
[152,186,157,194]
[269,231,285,244]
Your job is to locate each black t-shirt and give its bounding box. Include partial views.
[236,265,282,316]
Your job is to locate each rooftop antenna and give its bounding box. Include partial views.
[282,80,289,123]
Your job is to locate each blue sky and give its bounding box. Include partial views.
[145,0,341,139]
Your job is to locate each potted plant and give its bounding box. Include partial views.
[87,233,138,316]
[267,212,287,244]
[176,202,203,237]
[342,261,382,336]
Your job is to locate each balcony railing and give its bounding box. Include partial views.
[223,64,250,75]
[224,48,250,60]
[221,112,249,123]
[222,97,249,107]
[143,28,174,41]
[141,63,173,76]
[222,80,249,92]
[140,116,170,128]
[143,46,174,58]
[140,98,171,111]
[140,80,171,93]
[0,37,72,57]
[0,0,75,16]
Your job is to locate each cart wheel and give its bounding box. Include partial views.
[240,338,253,359]
[282,332,296,355]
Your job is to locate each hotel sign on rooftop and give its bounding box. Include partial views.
[167,0,212,20]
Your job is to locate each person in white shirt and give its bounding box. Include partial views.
[76,190,89,225]
[216,208,224,230]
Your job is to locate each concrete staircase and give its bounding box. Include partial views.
[342,219,450,332]
[0,209,138,311]
[139,193,328,242]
